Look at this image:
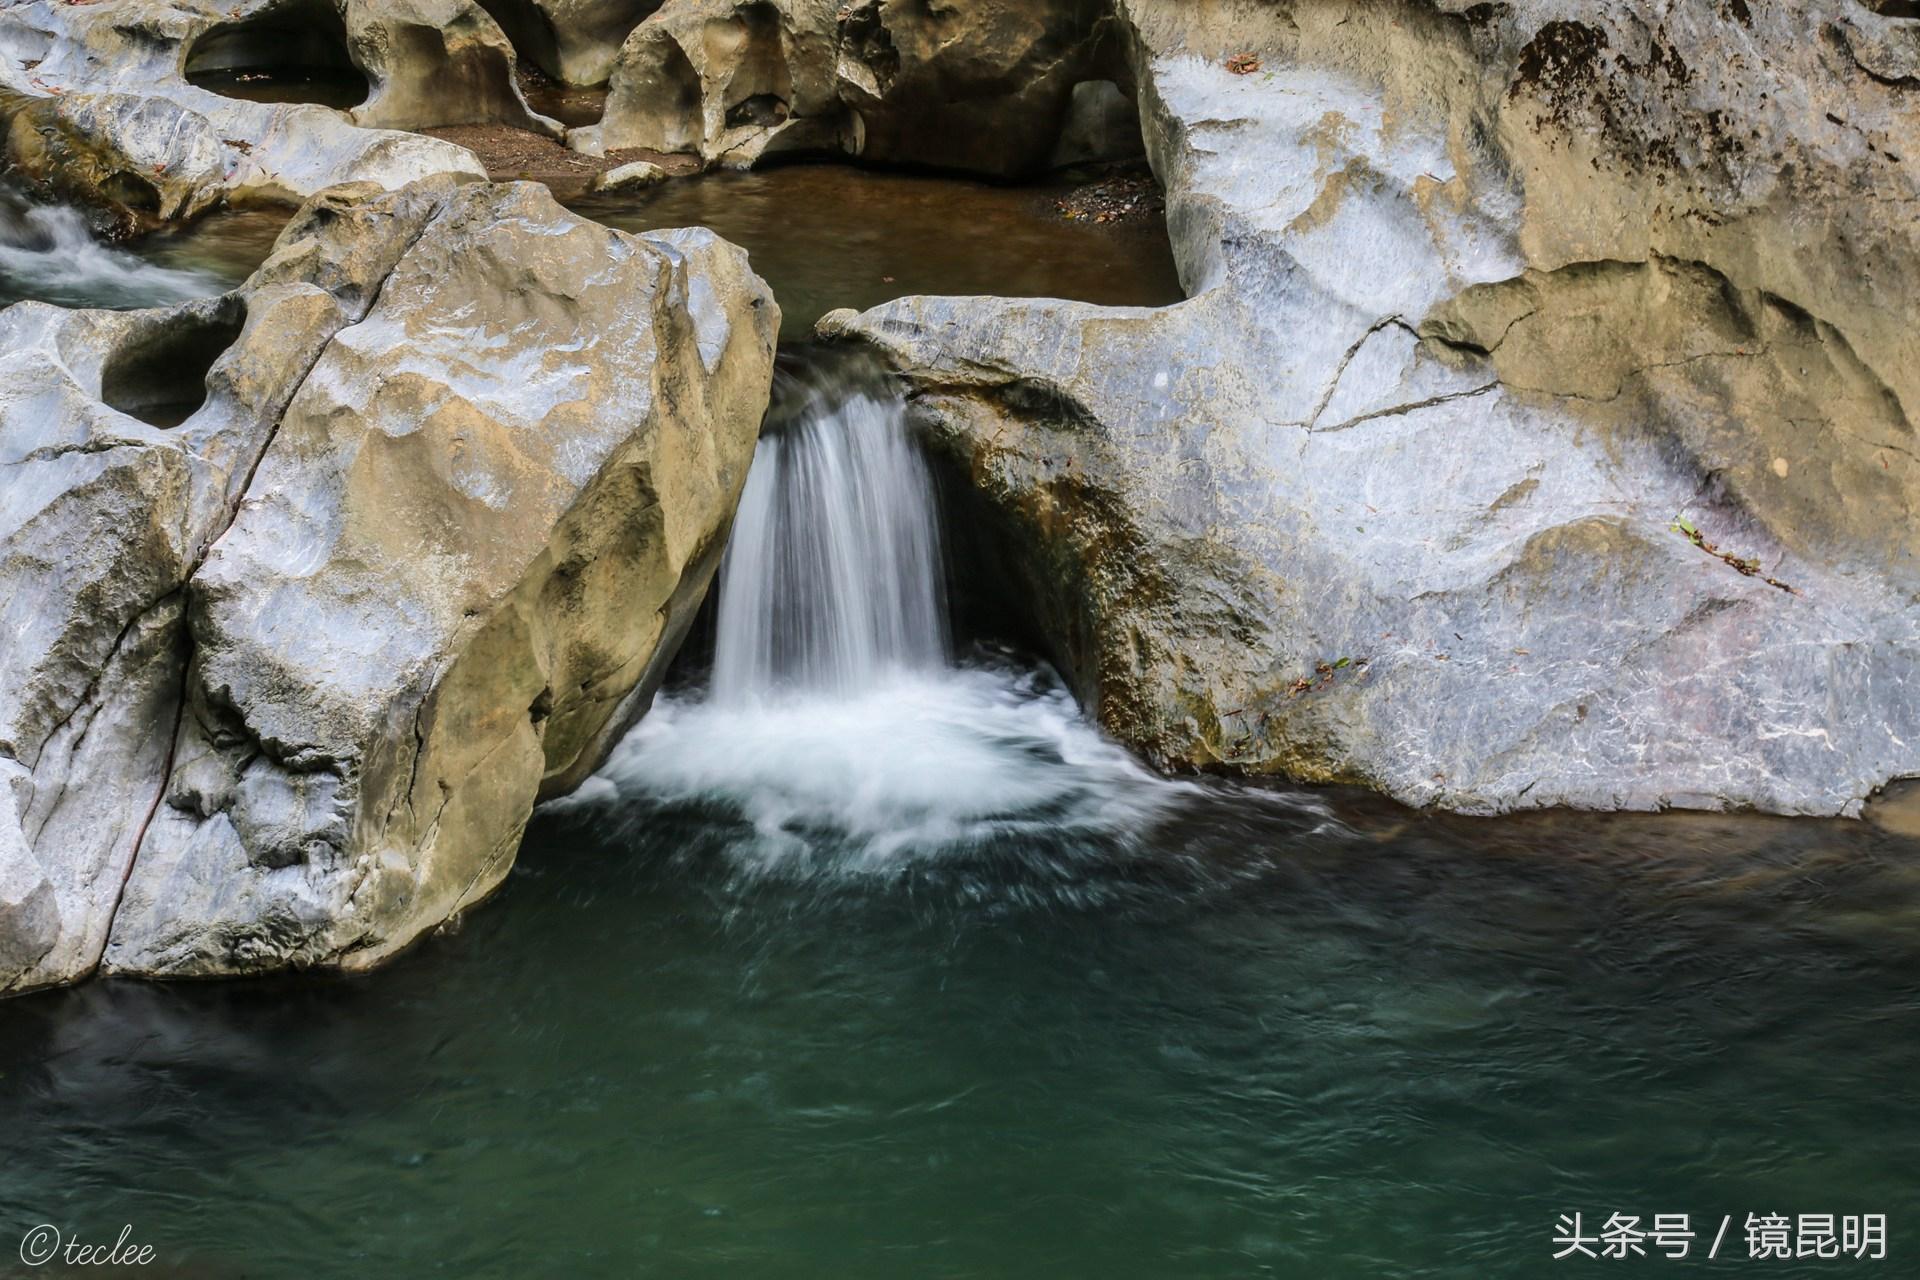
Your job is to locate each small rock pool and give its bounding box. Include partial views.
[566,164,1185,339]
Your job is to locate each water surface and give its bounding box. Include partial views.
[6,165,1181,339]
[0,196,222,310]
[132,207,290,289]
[0,186,280,310]
[185,69,370,111]
[2,773,1915,1278]
[568,165,1185,339]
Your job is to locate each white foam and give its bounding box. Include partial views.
[558,664,1197,870]
[0,199,220,310]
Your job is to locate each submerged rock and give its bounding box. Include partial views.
[828,0,1920,817]
[0,0,557,223]
[0,178,777,994]
[574,0,1121,176]
[589,159,669,192]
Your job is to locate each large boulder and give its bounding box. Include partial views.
[0,0,557,224]
[573,0,1121,176]
[827,0,1920,817]
[0,177,777,994]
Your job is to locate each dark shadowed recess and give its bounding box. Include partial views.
[475,0,663,127]
[101,297,246,427]
[184,0,370,110]
[471,0,566,82]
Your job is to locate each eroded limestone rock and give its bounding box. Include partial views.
[575,0,1122,175]
[343,0,555,133]
[477,0,666,87]
[0,177,777,994]
[827,0,1920,817]
[0,0,555,224]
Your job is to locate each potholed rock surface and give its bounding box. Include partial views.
[0,0,555,223]
[829,0,1920,816]
[575,0,1123,176]
[0,177,777,993]
[480,0,665,88]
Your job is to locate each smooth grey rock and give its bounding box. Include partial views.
[103,180,777,981]
[827,0,1920,818]
[0,282,356,995]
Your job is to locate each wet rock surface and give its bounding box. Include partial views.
[0,177,776,993]
[829,0,1920,817]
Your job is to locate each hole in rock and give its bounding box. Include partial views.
[184,0,370,110]
[474,0,613,127]
[614,37,706,153]
[473,0,565,81]
[718,3,793,129]
[726,93,790,129]
[515,64,612,129]
[101,298,246,428]
[662,344,1060,699]
[839,4,900,92]
[97,171,162,215]
[478,0,662,90]
[1860,0,1920,16]
[1052,79,1146,168]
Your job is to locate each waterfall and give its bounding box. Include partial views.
[557,352,1195,871]
[711,355,949,703]
[0,187,217,310]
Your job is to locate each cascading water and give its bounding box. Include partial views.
[559,353,1206,877]
[711,360,949,702]
[0,187,220,310]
